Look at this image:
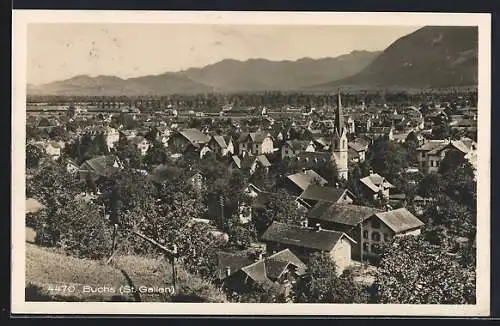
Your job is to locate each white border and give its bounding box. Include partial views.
[12,10,491,316]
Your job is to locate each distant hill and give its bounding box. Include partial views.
[27,50,379,96]
[28,74,213,96]
[310,26,478,90]
[181,50,380,92]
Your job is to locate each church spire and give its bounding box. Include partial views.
[335,90,344,135]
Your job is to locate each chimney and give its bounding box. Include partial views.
[302,168,307,174]
[315,223,322,232]
[258,251,264,261]
[335,182,339,189]
[369,169,374,175]
[225,266,231,277]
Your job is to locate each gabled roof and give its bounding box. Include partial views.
[79,155,121,177]
[348,147,360,159]
[284,140,313,151]
[417,140,449,152]
[261,221,356,252]
[231,155,255,170]
[179,128,210,144]
[299,185,354,204]
[286,169,327,191]
[308,202,382,226]
[216,251,254,280]
[296,151,330,163]
[239,132,271,144]
[211,135,228,149]
[360,173,395,193]
[450,140,472,154]
[373,208,424,234]
[348,141,367,152]
[216,248,306,282]
[255,155,271,167]
[313,137,331,148]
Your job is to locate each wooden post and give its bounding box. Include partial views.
[132,231,178,292]
[111,223,118,255]
[360,219,364,272]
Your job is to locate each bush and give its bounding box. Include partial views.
[35,199,113,260]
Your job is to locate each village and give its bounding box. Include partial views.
[25,90,478,304]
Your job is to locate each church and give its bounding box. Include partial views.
[330,92,349,180]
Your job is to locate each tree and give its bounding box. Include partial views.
[374,236,475,304]
[438,149,467,175]
[26,144,44,169]
[48,126,67,141]
[252,189,305,236]
[35,199,112,260]
[367,138,408,180]
[404,131,420,166]
[294,252,369,303]
[238,281,287,303]
[422,195,475,240]
[144,126,159,142]
[115,134,142,169]
[143,140,169,167]
[26,159,84,209]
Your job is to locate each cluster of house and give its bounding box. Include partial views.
[215,181,425,295]
[26,94,478,298]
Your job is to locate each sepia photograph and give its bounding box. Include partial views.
[12,11,490,316]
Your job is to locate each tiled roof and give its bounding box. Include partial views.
[179,128,210,144]
[79,155,120,177]
[417,140,449,152]
[299,185,352,204]
[216,248,306,282]
[255,155,271,167]
[212,135,228,149]
[284,140,312,151]
[215,251,254,280]
[374,208,424,234]
[360,173,395,193]
[348,141,366,152]
[261,221,355,251]
[286,169,327,191]
[308,202,381,226]
[239,132,270,144]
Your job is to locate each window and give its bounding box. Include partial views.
[437,161,440,167]
[371,232,381,242]
[422,152,425,158]
[363,243,369,251]
[363,230,368,239]
[371,219,380,229]
[430,160,434,167]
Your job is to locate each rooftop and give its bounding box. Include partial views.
[261,221,356,251]
[308,203,381,226]
[373,208,424,234]
[286,169,328,191]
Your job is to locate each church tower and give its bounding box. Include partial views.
[331,91,349,180]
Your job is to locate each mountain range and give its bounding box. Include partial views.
[311,26,478,91]
[27,26,478,96]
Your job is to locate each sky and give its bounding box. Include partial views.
[27,24,421,85]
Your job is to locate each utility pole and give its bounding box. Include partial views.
[220,195,225,228]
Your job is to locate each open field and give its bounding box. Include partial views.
[25,243,227,302]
